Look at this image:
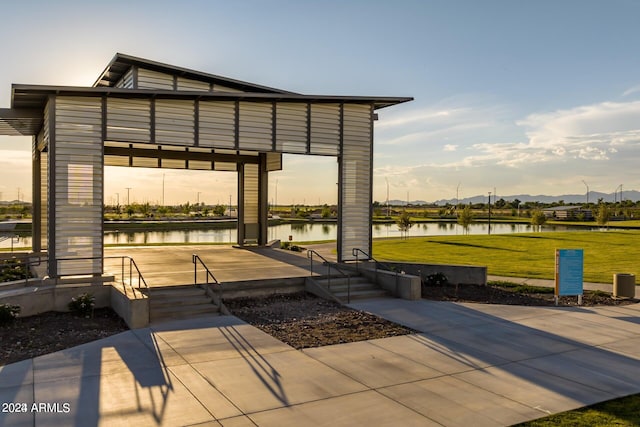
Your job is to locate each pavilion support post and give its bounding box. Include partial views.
[258,153,269,246]
[237,158,267,246]
[31,137,41,253]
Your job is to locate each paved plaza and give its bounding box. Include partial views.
[2,297,640,426]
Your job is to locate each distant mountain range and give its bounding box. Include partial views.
[380,190,640,206]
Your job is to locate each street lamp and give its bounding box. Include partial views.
[488,191,492,235]
[385,177,390,217]
[581,180,589,205]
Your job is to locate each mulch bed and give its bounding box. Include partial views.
[422,283,638,306]
[225,292,416,349]
[0,308,128,366]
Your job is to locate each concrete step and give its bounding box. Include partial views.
[147,286,206,298]
[148,285,220,323]
[315,276,370,287]
[333,288,389,302]
[150,302,220,323]
[315,274,389,302]
[151,294,213,309]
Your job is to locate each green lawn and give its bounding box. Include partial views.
[373,230,640,283]
[514,394,640,426]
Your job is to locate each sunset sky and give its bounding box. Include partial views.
[1,0,639,205]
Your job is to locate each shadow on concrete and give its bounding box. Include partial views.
[355,299,640,419]
[0,328,174,427]
[220,325,289,406]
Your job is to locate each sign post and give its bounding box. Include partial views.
[555,249,584,306]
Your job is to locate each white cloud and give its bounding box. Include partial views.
[426,100,640,169]
[372,98,640,201]
[622,85,640,97]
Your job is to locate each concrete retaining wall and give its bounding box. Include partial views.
[381,262,487,286]
[1,283,147,329]
[110,286,149,329]
[357,268,421,300]
[1,284,111,317]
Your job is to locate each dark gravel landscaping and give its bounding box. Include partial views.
[225,292,416,349]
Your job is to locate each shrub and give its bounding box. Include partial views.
[0,259,30,283]
[424,273,448,287]
[0,303,20,325]
[68,293,95,317]
[281,241,291,250]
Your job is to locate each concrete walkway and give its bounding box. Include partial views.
[2,298,640,426]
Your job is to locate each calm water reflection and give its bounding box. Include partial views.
[2,222,598,249]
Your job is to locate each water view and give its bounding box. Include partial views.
[2,222,601,249]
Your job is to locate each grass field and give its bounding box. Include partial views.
[514,394,640,426]
[372,230,639,283]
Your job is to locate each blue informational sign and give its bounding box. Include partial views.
[556,249,584,296]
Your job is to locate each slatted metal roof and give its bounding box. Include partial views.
[93,53,297,94]
[1,53,413,136]
[0,107,42,136]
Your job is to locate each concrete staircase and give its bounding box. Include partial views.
[147,285,221,324]
[314,275,388,303]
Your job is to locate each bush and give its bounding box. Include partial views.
[424,273,448,287]
[281,241,291,250]
[0,259,30,283]
[0,303,20,325]
[68,293,95,318]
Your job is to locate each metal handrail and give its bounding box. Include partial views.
[55,255,149,290]
[1,254,148,291]
[352,248,399,295]
[192,254,222,304]
[307,249,352,303]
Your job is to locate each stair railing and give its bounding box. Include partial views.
[54,255,148,292]
[192,254,222,305]
[352,248,399,296]
[307,249,352,303]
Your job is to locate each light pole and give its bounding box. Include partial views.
[385,177,390,217]
[456,182,460,208]
[275,178,278,213]
[197,191,201,205]
[162,173,165,206]
[488,191,492,235]
[581,180,589,205]
[125,187,131,205]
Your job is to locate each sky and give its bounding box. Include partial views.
[1,0,640,205]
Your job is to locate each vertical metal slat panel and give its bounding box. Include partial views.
[155,100,195,145]
[106,98,151,143]
[177,77,211,92]
[265,152,282,171]
[199,101,235,148]
[243,163,259,224]
[238,102,272,151]
[137,68,175,90]
[213,85,244,93]
[340,104,373,261]
[275,103,307,154]
[54,97,103,275]
[310,103,340,155]
[39,126,48,251]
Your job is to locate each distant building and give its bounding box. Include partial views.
[542,205,593,220]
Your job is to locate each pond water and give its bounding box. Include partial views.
[1,221,597,249]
